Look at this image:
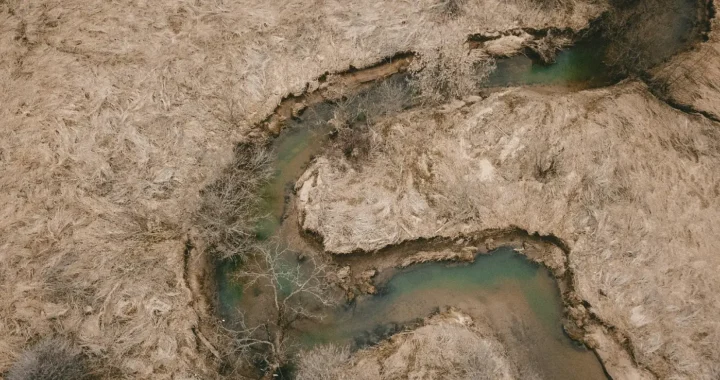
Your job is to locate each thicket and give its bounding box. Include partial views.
[195,142,273,260]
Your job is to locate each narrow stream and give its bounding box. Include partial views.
[484,37,615,88]
[216,65,609,378]
[214,2,708,376]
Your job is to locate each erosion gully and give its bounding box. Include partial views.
[214,1,708,378]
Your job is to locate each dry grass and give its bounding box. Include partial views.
[602,0,706,74]
[330,310,528,380]
[0,0,605,378]
[295,344,351,380]
[652,0,720,119]
[295,82,720,379]
[327,77,412,163]
[411,46,496,103]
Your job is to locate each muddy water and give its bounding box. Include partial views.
[218,91,609,377]
[296,248,607,379]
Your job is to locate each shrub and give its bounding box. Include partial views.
[295,344,350,380]
[411,45,495,103]
[195,142,273,260]
[7,339,90,380]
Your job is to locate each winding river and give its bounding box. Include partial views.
[214,1,709,377]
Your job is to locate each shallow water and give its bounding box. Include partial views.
[215,46,614,379]
[295,248,607,380]
[485,39,614,88]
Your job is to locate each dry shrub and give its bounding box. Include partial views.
[331,124,374,162]
[526,31,572,64]
[6,339,90,380]
[436,0,467,18]
[295,344,351,380]
[412,45,496,103]
[528,0,577,10]
[410,324,516,379]
[328,77,412,162]
[195,143,273,260]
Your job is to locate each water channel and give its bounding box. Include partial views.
[215,3,708,376]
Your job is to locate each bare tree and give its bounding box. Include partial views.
[195,142,273,260]
[230,242,337,376]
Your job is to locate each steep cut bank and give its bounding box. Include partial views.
[295,82,720,379]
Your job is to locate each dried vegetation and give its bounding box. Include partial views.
[296,309,531,380]
[651,0,720,119]
[195,143,273,260]
[228,242,336,375]
[6,339,91,380]
[0,0,606,377]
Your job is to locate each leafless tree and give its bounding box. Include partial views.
[195,143,273,260]
[229,242,337,375]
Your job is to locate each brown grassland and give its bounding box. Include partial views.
[0,0,609,378]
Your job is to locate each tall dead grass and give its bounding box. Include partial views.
[411,46,496,103]
[294,82,720,379]
[601,0,705,74]
[295,344,351,380]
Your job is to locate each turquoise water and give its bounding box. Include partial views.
[486,41,613,88]
[255,124,331,240]
[214,39,624,378]
[294,248,607,379]
[215,51,611,378]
